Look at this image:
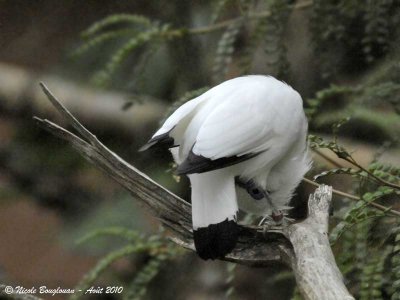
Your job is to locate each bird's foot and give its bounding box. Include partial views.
[259,211,294,234]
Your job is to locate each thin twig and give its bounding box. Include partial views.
[313,148,397,188]
[313,149,343,168]
[314,141,400,190]
[168,0,313,37]
[346,157,400,190]
[302,178,400,217]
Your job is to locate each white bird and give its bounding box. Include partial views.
[140,75,311,260]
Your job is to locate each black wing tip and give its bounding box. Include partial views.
[176,150,260,175]
[138,132,175,152]
[193,219,239,260]
[138,141,157,152]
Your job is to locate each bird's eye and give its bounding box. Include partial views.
[249,188,264,200]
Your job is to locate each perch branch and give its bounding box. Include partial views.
[34,83,354,300]
[283,186,354,300]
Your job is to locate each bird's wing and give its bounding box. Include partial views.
[195,96,279,158]
[139,93,208,151]
[177,95,282,174]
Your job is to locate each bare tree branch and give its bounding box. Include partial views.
[34,83,354,300]
[0,62,166,134]
[284,186,354,300]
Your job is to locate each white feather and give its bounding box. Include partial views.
[153,92,208,140]
[152,75,311,227]
[189,169,237,229]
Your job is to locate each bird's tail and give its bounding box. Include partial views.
[189,170,239,260]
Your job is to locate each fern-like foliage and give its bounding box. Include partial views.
[359,246,392,300]
[123,257,163,300]
[70,244,140,300]
[81,14,153,38]
[239,16,267,74]
[330,204,386,245]
[74,14,175,88]
[336,220,356,276]
[262,0,291,80]
[362,0,393,63]
[391,225,400,300]
[309,134,352,160]
[314,167,369,182]
[305,84,358,121]
[92,24,170,87]
[211,0,232,24]
[212,19,244,83]
[123,238,180,300]
[70,227,182,300]
[310,0,400,79]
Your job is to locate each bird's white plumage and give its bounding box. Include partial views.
[153,75,311,228]
[189,169,238,229]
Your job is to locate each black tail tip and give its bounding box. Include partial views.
[193,219,240,260]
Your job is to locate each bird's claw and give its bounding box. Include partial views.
[259,212,294,235]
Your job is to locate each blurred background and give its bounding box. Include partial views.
[0,1,400,299]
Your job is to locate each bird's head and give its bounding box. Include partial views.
[266,151,312,211]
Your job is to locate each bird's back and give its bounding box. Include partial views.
[141,75,310,260]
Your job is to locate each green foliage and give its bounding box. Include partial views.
[314,167,368,182]
[239,16,267,74]
[308,135,351,160]
[211,0,232,24]
[239,0,292,79]
[392,225,400,300]
[71,227,182,300]
[212,19,244,83]
[363,81,400,113]
[81,14,153,38]
[76,227,141,244]
[304,85,357,120]
[310,0,400,79]
[72,29,136,58]
[123,257,164,300]
[263,0,291,80]
[71,244,140,300]
[330,205,386,245]
[368,162,400,182]
[362,0,393,63]
[359,246,392,300]
[312,131,399,299]
[312,134,399,245]
[92,25,169,87]
[74,14,176,88]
